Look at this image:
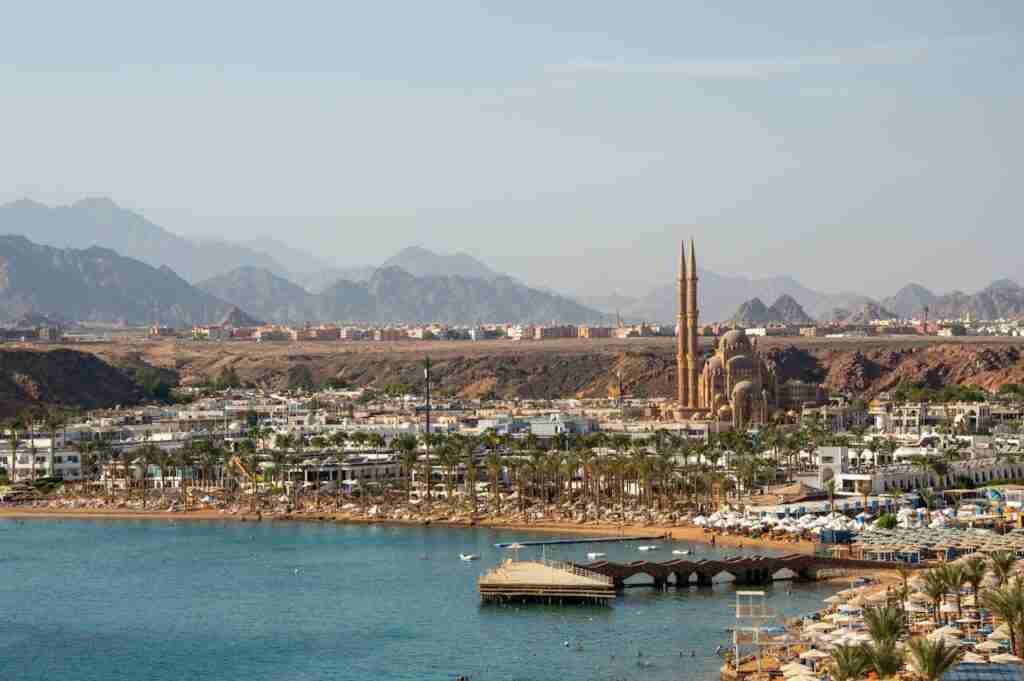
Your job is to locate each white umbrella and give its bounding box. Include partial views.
[800,649,830,660]
[991,654,1023,664]
[977,640,1004,652]
[962,652,988,664]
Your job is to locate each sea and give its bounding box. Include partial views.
[0,518,841,681]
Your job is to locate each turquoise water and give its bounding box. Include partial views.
[0,519,839,681]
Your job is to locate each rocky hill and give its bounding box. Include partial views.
[0,236,240,326]
[74,337,1024,404]
[882,283,938,319]
[220,306,263,327]
[0,348,148,417]
[928,280,1024,321]
[200,266,607,325]
[830,301,898,324]
[729,295,814,326]
[199,267,314,324]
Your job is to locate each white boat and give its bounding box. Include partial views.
[460,553,480,561]
[586,552,606,560]
[672,549,690,556]
[637,545,659,552]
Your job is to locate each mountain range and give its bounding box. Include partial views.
[198,266,603,325]
[0,235,233,325]
[1,197,1022,325]
[882,280,1024,321]
[0,198,292,284]
[0,234,605,326]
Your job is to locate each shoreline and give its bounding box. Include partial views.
[0,506,817,554]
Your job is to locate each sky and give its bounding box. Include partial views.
[1,1,1021,298]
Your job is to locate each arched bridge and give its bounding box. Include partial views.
[574,554,819,589]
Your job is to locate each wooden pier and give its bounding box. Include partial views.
[576,554,817,589]
[478,560,616,605]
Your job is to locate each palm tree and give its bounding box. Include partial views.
[438,443,460,504]
[824,478,837,513]
[991,551,1018,587]
[981,579,1024,656]
[863,640,905,679]
[961,556,988,599]
[394,434,419,502]
[905,638,962,681]
[922,569,949,625]
[484,451,503,512]
[3,417,23,482]
[462,436,478,516]
[938,563,967,620]
[136,444,160,510]
[829,645,870,681]
[864,604,907,645]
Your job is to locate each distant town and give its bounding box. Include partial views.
[2,310,1022,347]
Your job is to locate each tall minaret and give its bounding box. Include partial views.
[676,240,688,406]
[686,238,699,408]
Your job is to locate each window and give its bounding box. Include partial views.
[68,456,78,463]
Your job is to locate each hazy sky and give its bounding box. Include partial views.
[2,2,1021,298]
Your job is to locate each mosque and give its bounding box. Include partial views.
[675,239,778,427]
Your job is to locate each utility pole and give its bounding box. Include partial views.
[423,355,432,467]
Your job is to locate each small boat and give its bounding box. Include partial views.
[672,549,690,556]
[637,545,659,552]
[460,553,480,561]
[587,552,606,560]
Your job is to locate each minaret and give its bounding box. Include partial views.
[676,240,688,406]
[687,238,699,408]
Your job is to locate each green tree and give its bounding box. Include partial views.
[905,639,962,681]
[863,640,904,679]
[828,645,870,681]
[991,551,1018,588]
[981,578,1024,656]
[864,604,906,646]
[395,434,419,502]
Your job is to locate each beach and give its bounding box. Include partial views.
[0,505,819,554]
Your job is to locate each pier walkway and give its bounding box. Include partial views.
[575,554,817,589]
[479,560,616,605]
[492,535,664,548]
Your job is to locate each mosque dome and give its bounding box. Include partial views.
[731,380,755,400]
[719,330,751,355]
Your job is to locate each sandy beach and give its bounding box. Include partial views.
[0,506,819,553]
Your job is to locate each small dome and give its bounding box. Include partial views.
[706,355,724,372]
[719,329,752,354]
[732,380,755,399]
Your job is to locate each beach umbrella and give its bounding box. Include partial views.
[991,654,1024,664]
[977,641,1004,652]
[806,622,835,633]
[962,652,988,664]
[800,649,830,660]
[993,624,1011,638]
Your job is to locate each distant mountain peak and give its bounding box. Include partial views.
[380,246,501,281]
[728,294,813,326]
[768,294,814,325]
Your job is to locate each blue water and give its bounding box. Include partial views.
[0,519,839,681]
